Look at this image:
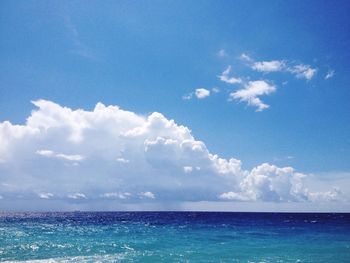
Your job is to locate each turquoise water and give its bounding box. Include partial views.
[0,212,349,262]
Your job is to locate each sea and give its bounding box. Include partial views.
[0,212,349,262]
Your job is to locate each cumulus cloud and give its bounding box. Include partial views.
[218,66,242,84]
[0,100,341,209]
[195,88,210,99]
[229,80,276,111]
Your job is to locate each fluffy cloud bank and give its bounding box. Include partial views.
[0,100,341,208]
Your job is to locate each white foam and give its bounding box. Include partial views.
[2,253,127,263]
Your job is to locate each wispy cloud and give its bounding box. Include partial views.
[229,80,276,111]
[38,193,54,199]
[100,192,131,199]
[217,49,228,58]
[211,87,220,93]
[64,15,95,60]
[241,53,317,80]
[288,64,317,80]
[325,69,335,80]
[239,53,253,62]
[218,66,242,84]
[67,193,87,199]
[36,150,84,161]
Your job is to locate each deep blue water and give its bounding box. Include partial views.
[0,212,349,262]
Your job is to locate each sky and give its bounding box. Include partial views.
[0,0,350,212]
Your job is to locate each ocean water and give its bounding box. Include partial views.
[0,212,349,262]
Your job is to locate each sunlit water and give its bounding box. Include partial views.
[0,212,349,262]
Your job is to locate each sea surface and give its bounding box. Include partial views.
[0,212,349,262]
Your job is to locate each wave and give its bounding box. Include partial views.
[2,253,128,263]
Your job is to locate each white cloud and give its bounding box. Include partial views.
[183,166,193,173]
[308,187,341,202]
[100,192,131,199]
[218,49,228,58]
[325,69,335,79]
[288,64,317,80]
[252,60,285,73]
[218,66,242,84]
[211,87,220,93]
[239,53,253,62]
[183,88,211,100]
[0,100,342,209]
[195,88,210,99]
[140,191,155,199]
[67,193,87,199]
[38,193,54,199]
[116,157,129,164]
[182,93,193,100]
[241,53,317,80]
[219,191,251,201]
[229,80,276,111]
[37,150,84,161]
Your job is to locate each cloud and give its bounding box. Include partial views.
[140,191,156,199]
[229,80,276,111]
[252,60,285,73]
[308,187,341,202]
[0,100,341,209]
[239,53,253,62]
[195,88,210,99]
[116,157,130,164]
[64,15,95,60]
[241,53,317,80]
[218,66,242,84]
[67,193,87,199]
[182,93,193,100]
[183,166,193,173]
[183,88,211,100]
[325,69,335,80]
[218,49,228,58]
[288,64,317,80]
[211,87,220,93]
[38,193,54,199]
[37,150,84,161]
[100,192,131,199]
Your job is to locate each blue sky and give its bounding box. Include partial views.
[0,1,350,211]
